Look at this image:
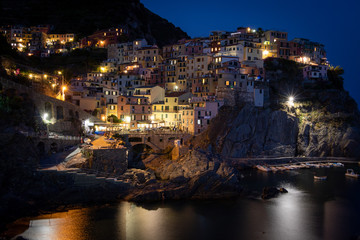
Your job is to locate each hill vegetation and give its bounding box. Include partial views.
[0,0,189,47]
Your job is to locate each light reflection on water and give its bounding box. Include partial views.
[10,166,360,240]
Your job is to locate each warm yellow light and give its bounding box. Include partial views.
[58,71,62,75]
[124,70,128,73]
[52,83,56,88]
[101,116,106,121]
[100,67,106,72]
[247,27,251,32]
[62,86,67,91]
[125,116,131,123]
[29,74,33,78]
[100,41,105,45]
[43,74,47,79]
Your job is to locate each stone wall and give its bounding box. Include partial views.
[0,77,98,135]
[82,148,128,175]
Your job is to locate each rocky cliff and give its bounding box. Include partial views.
[193,59,360,159]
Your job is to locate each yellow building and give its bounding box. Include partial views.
[152,92,193,128]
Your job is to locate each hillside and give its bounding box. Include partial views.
[192,58,360,159]
[0,0,189,47]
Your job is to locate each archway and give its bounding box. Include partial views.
[44,102,53,119]
[56,106,64,120]
[37,141,45,156]
[50,142,58,153]
[130,143,153,168]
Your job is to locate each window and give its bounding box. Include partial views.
[226,81,230,86]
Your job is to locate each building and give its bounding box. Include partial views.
[133,85,165,104]
[152,92,193,127]
[180,97,223,135]
[117,95,152,129]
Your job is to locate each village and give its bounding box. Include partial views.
[1,25,330,135]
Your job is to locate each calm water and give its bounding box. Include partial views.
[9,164,360,240]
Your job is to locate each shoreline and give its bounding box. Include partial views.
[227,156,359,169]
[1,156,359,239]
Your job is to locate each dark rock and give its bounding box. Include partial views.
[261,187,288,200]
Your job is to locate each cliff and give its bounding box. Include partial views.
[193,58,360,159]
[0,0,189,46]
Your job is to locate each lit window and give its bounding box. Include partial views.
[226,81,230,86]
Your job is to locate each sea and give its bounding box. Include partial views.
[7,163,360,240]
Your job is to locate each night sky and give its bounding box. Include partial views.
[142,0,360,107]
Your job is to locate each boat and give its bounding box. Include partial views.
[332,162,344,167]
[314,176,327,180]
[256,165,271,172]
[345,169,359,178]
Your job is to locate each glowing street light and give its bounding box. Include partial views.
[42,113,49,121]
[287,96,295,107]
[62,86,67,101]
[29,74,33,78]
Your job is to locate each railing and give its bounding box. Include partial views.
[18,130,81,140]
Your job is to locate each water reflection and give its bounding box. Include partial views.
[10,166,360,240]
[15,209,92,240]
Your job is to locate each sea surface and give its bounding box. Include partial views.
[8,164,360,240]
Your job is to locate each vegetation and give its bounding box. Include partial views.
[0,0,189,47]
[27,48,107,80]
[107,114,122,123]
[327,66,344,90]
[0,87,38,130]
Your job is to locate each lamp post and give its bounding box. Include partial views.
[62,86,66,101]
[58,71,63,86]
[42,113,49,137]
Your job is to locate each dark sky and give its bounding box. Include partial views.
[142,0,360,107]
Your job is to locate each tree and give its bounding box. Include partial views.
[107,114,122,123]
[328,66,344,90]
[92,109,99,117]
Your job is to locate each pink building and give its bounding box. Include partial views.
[117,95,152,129]
[180,97,223,135]
[303,64,329,81]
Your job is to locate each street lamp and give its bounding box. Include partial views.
[42,113,49,137]
[62,86,66,101]
[42,113,49,121]
[287,96,295,107]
